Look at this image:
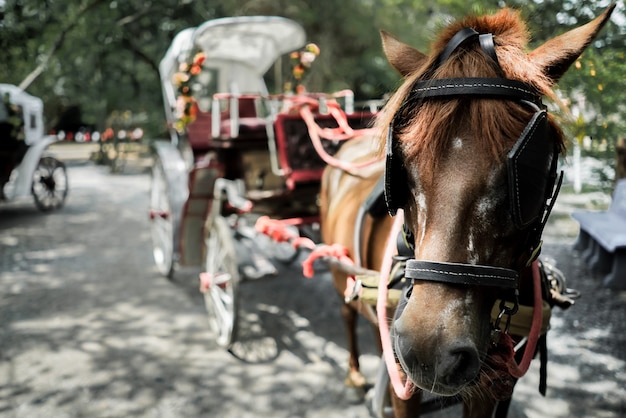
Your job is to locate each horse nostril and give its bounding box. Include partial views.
[438,344,480,386]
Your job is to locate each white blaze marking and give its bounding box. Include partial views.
[467,230,478,264]
[417,192,427,251]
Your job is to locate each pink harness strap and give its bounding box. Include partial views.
[501,259,544,378]
[376,210,415,400]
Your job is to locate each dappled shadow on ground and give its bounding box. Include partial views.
[171,257,381,382]
[512,243,626,418]
[2,161,624,417]
[0,162,379,418]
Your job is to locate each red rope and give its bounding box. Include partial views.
[299,104,383,173]
[254,216,299,242]
[301,243,354,279]
[374,211,543,400]
[504,260,544,378]
[281,97,383,175]
[480,260,544,400]
[254,216,317,251]
[292,236,316,251]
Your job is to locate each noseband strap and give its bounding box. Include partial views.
[405,260,519,289]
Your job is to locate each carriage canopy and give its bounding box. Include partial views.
[159,16,307,121]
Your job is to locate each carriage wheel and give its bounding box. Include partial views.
[149,163,175,278]
[31,156,69,211]
[203,216,240,348]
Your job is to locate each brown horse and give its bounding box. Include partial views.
[320,5,614,418]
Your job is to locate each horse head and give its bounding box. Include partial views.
[378,6,614,396]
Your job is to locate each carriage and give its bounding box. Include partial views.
[149,16,376,348]
[148,6,617,417]
[0,84,68,211]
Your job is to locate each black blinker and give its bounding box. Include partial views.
[507,109,557,229]
[384,124,409,215]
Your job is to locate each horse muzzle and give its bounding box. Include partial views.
[391,283,483,396]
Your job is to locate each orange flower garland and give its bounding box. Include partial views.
[284,43,320,94]
[172,52,206,132]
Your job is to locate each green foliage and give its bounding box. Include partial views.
[0,0,623,142]
[507,0,626,151]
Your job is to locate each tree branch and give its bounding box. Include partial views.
[18,0,106,91]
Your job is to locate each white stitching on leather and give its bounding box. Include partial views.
[413,82,534,96]
[406,266,516,280]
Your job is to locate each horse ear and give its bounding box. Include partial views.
[529,4,615,84]
[381,30,428,77]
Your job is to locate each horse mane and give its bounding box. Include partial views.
[376,8,566,184]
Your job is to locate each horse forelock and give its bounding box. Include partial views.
[375,8,566,185]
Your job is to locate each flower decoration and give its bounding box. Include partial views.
[284,43,320,94]
[172,51,205,132]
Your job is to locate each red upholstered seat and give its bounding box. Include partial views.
[186,97,268,152]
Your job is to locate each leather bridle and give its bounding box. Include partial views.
[384,28,563,294]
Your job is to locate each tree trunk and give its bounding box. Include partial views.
[616,137,626,181]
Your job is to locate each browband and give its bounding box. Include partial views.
[409,78,541,103]
[405,260,519,289]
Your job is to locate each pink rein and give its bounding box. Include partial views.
[376,210,543,400]
[376,210,415,400]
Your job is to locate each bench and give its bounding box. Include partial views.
[571,178,626,290]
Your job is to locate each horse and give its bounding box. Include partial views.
[319,5,615,417]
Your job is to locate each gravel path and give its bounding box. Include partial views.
[0,146,624,417]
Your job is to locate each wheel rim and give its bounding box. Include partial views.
[204,216,239,348]
[149,164,174,277]
[32,157,68,211]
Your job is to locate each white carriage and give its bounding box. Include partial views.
[0,84,68,210]
[150,16,375,348]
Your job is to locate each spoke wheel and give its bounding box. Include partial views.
[32,156,68,211]
[203,216,239,348]
[149,163,175,278]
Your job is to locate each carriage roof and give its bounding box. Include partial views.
[159,16,306,123]
[193,16,305,74]
[0,83,45,144]
[159,16,306,88]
